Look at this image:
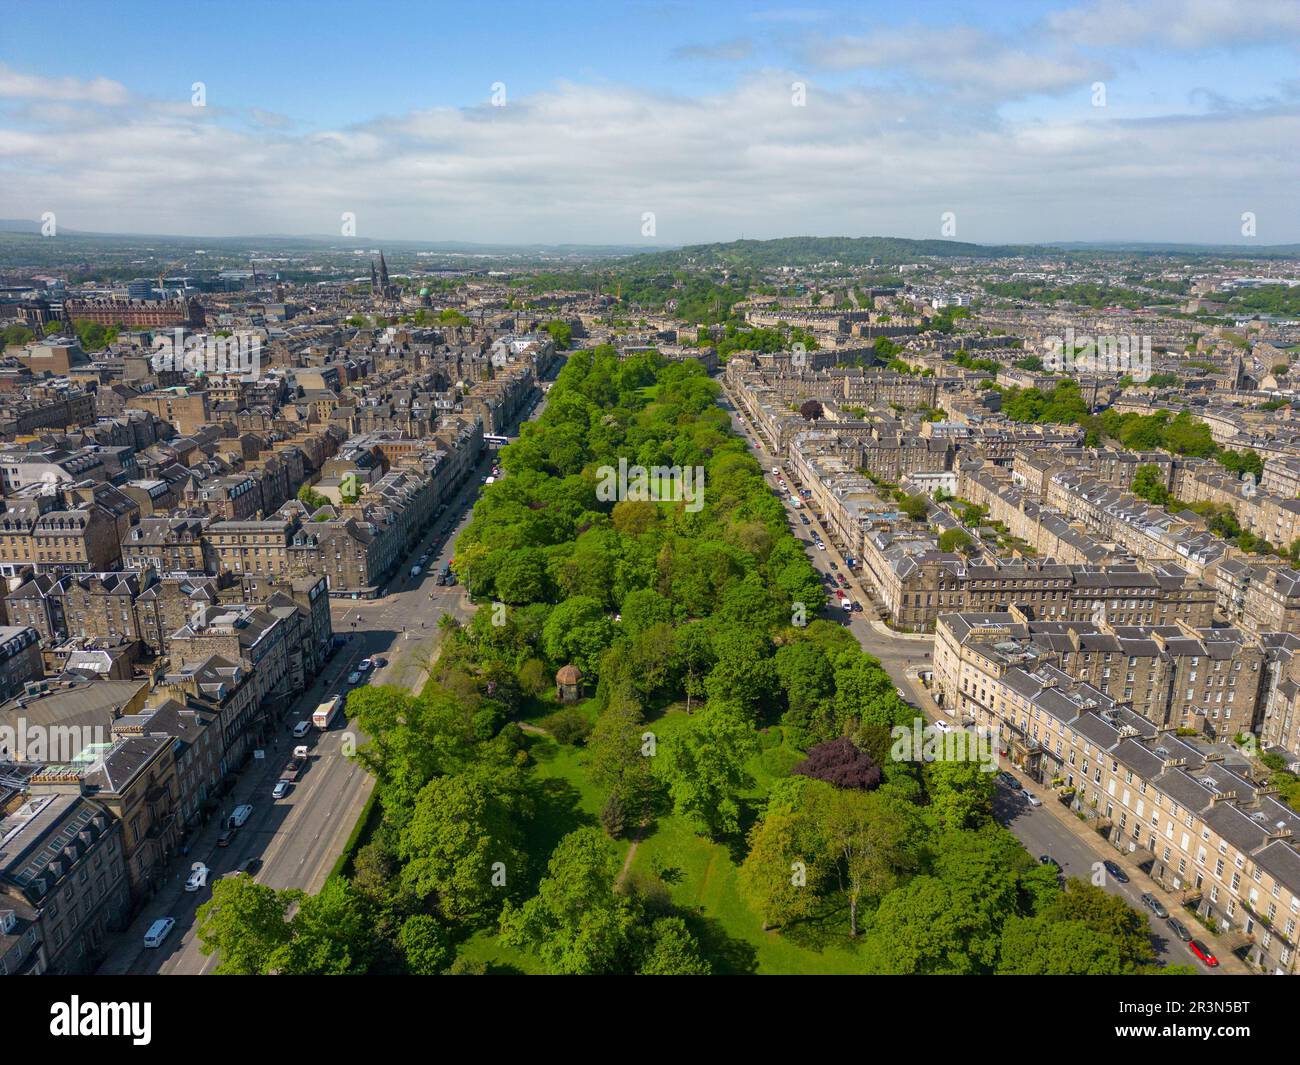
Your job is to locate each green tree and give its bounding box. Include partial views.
[397,765,531,922]
[499,827,641,974]
[195,875,294,975]
[657,701,759,838]
[1130,464,1169,505]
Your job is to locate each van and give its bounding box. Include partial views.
[292,719,311,738]
[229,804,253,828]
[143,917,176,948]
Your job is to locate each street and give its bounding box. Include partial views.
[716,384,1237,974]
[98,386,551,975]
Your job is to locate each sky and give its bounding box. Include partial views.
[1,0,1298,246]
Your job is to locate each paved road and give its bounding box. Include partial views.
[717,384,1235,974]
[99,387,552,975]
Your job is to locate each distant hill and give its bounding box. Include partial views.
[627,235,1036,268]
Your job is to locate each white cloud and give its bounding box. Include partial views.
[1047,0,1300,49]
[0,65,1295,244]
[0,64,129,105]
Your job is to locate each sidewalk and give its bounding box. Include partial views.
[1005,764,1253,976]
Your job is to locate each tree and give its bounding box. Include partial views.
[397,765,531,922]
[1042,879,1156,969]
[657,701,759,838]
[738,810,822,930]
[792,736,882,790]
[195,875,294,975]
[636,917,712,974]
[397,914,453,975]
[925,757,997,830]
[799,399,824,421]
[297,483,328,511]
[938,528,973,554]
[899,494,929,522]
[808,785,917,937]
[1130,464,1169,506]
[278,877,374,974]
[499,827,641,974]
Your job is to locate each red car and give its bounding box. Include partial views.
[1188,939,1219,967]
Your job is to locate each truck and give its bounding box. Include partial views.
[281,745,310,782]
[312,694,343,730]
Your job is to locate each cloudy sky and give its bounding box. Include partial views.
[2,0,1298,246]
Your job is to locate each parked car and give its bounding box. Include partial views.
[241,858,262,876]
[1102,859,1129,884]
[1025,793,1043,807]
[1189,939,1219,967]
[272,780,291,799]
[184,868,206,892]
[373,656,387,668]
[292,719,311,738]
[997,772,1022,791]
[1166,917,1193,942]
[229,804,253,828]
[932,719,954,734]
[348,671,362,685]
[143,917,176,949]
[217,827,235,847]
[357,658,372,672]
[1039,855,1061,870]
[1141,892,1170,919]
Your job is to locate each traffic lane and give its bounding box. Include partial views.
[991,780,1222,973]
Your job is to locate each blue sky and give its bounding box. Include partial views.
[2,0,1298,244]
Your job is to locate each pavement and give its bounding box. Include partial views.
[97,387,552,975]
[717,383,1245,976]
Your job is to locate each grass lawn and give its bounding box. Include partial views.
[459,708,867,974]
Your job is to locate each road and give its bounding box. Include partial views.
[99,386,552,975]
[716,383,1237,974]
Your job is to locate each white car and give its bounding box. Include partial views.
[272,780,291,799]
[184,868,206,892]
[816,541,826,551]
[348,671,362,685]
[143,917,176,948]
[1025,793,1043,807]
[931,719,955,734]
[357,658,373,672]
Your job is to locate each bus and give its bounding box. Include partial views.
[313,694,343,730]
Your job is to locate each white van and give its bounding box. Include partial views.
[229,804,253,828]
[292,719,311,738]
[144,917,176,948]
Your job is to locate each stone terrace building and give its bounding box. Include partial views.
[0,794,128,974]
[933,645,1300,975]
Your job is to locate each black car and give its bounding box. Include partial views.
[997,772,1022,791]
[1166,917,1193,942]
[1103,860,1129,884]
[1039,855,1061,870]
[241,857,262,876]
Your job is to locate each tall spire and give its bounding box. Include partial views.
[378,250,391,294]
[370,260,379,295]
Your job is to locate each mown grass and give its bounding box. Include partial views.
[463,709,867,974]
